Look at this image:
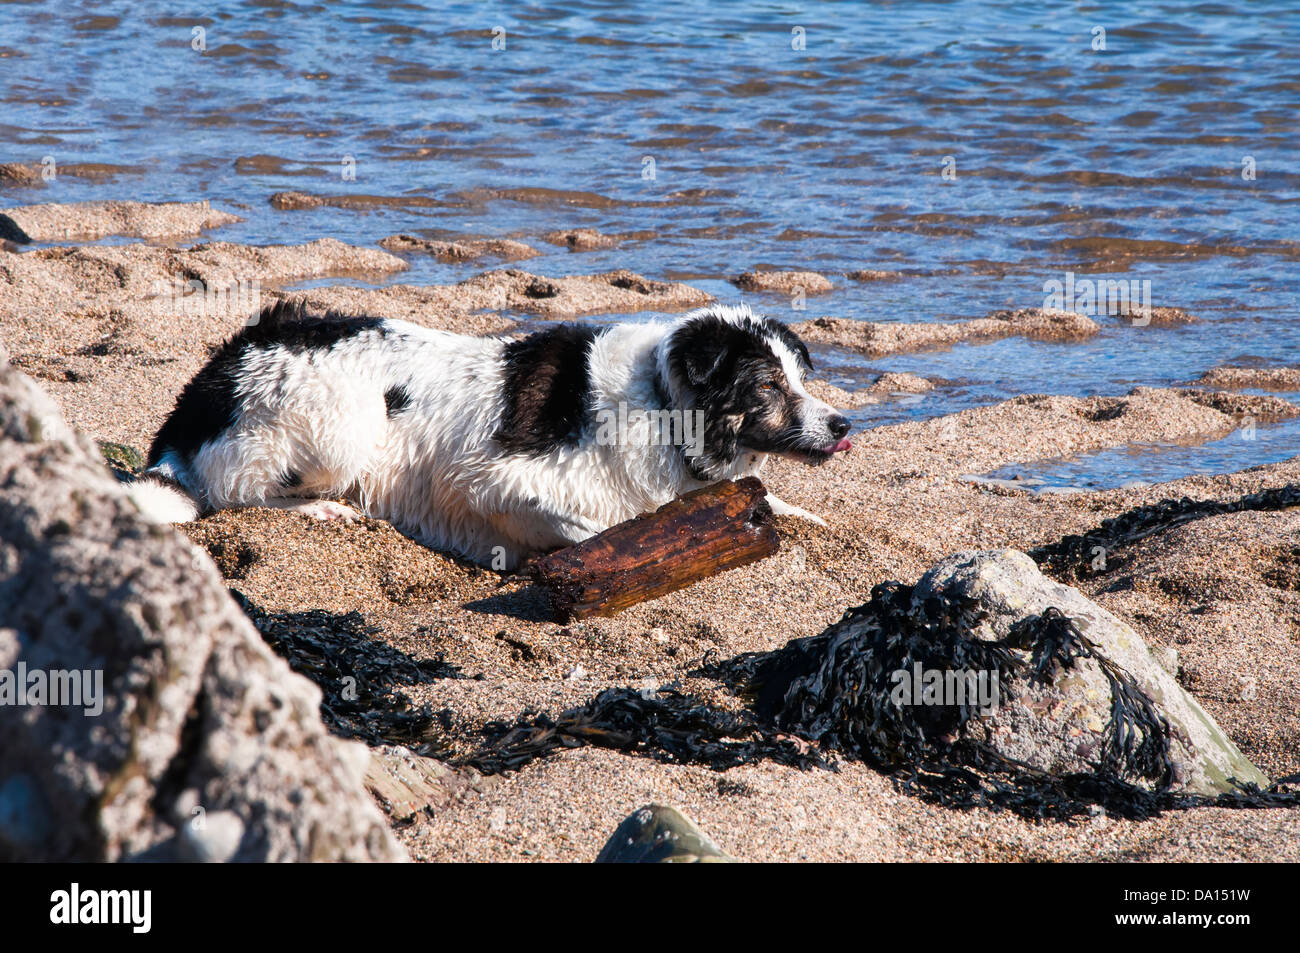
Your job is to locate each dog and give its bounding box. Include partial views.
[129,300,853,569]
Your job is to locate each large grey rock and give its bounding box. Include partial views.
[914,549,1268,795]
[595,804,735,863]
[0,359,405,861]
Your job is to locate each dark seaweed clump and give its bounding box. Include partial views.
[460,582,1300,821]
[464,686,824,775]
[233,590,462,752]
[1032,483,1300,580]
[723,582,1183,820]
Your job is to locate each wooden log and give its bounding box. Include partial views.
[530,477,780,621]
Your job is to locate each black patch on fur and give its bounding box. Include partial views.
[664,312,813,478]
[147,300,387,467]
[241,298,386,352]
[384,384,411,418]
[282,470,302,489]
[147,344,242,466]
[495,324,598,455]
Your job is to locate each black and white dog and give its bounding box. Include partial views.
[131,301,852,568]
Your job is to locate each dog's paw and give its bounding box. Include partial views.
[291,500,361,522]
[765,493,828,527]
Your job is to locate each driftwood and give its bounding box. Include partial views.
[530,477,780,621]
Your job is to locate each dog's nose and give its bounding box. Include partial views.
[828,415,850,439]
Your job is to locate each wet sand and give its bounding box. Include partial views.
[793,307,1103,357]
[3,199,1298,862]
[733,270,834,295]
[1196,365,1300,390]
[0,199,242,242]
[379,234,541,263]
[541,228,653,252]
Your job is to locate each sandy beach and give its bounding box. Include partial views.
[4,198,1298,862]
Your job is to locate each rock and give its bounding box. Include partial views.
[364,745,495,825]
[178,809,245,863]
[733,270,833,295]
[97,440,144,476]
[0,200,242,243]
[0,358,405,861]
[913,549,1268,795]
[1047,503,1300,780]
[595,804,735,862]
[379,234,539,262]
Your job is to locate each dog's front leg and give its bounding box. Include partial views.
[765,492,828,527]
[493,504,604,560]
[539,510,606,547]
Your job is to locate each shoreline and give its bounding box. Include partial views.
[3,198,1299,862]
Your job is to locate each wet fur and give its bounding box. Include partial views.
[131,302,849,568]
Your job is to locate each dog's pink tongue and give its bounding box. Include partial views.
[823,437,852,454]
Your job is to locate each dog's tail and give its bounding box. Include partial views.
[125,453,201,523]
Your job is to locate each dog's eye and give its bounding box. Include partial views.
[760,382,778,392]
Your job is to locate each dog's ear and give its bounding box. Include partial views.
[670,316,739,390]
[682,346,728,387]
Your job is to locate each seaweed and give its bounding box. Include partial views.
[232,590,462,753]
[733,582,1021,772]
[730,583,1182,818]
[1031,483,1300,580]
[457,581,1300,822]
[462,686,825,775]
[1005,608,1176,787]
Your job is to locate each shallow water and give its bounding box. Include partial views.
[979,411,1300,493]
[2,0,1298,488]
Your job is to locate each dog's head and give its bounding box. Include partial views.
[661,304,851,479]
